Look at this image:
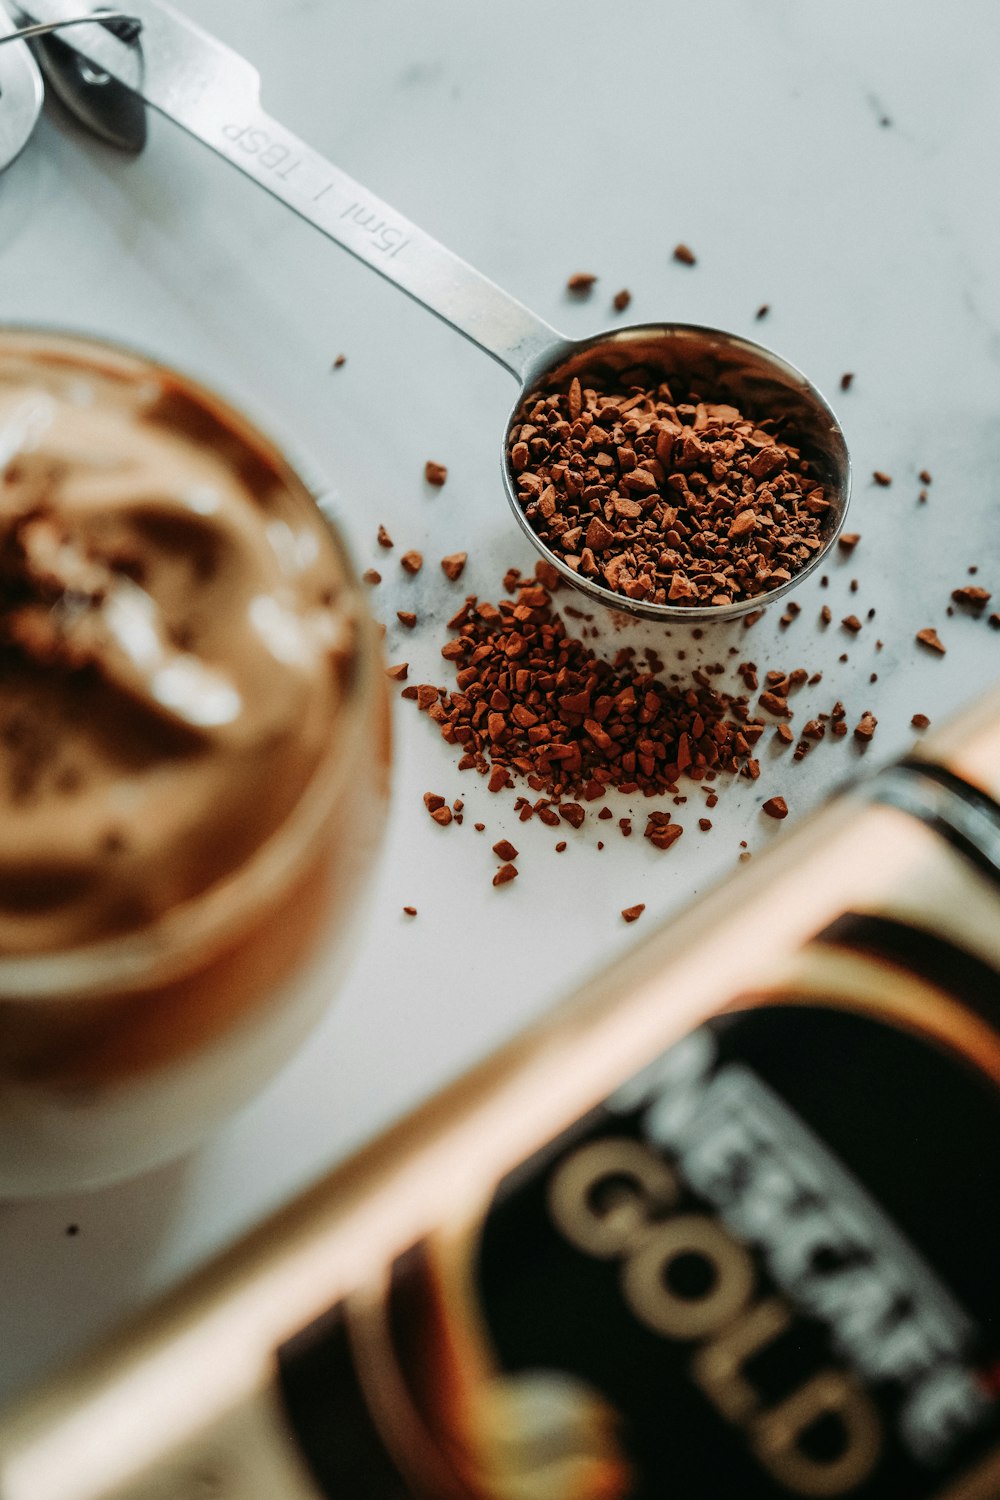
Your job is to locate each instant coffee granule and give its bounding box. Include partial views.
[401,560,885,843]
[406,561,763,814]
[505,369,831,608]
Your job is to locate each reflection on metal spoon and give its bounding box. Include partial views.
[0,6,145,152]
[0,9,42,172]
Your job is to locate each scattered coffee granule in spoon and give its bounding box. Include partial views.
[506,370,831,607]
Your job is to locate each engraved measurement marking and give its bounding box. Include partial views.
[221,122,302,182]
[338,200,410,258]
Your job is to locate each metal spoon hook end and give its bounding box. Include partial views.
[1,6,145,155]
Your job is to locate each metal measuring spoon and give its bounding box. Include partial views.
[0,10,145,150]
[0,8,42,173]
[12,0,850,623]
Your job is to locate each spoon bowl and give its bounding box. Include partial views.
[502,321,851,623]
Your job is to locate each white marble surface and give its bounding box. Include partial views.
[1,0,999,1402]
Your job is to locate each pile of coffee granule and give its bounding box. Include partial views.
[403,560,763,808]
[506,371,831,608]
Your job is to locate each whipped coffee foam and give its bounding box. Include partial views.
[0,333,354,955]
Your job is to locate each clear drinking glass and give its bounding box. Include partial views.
[0,329,389,1194]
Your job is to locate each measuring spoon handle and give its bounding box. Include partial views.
[232,110,563,384]
[14,0,565,382]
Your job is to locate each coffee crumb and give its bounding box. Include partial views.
[397,610,417,629]
[838,533,860,552]
[65,1223,79,1237]
[425,461,448,487]
[555,840,567,852]
[911,713,930,729]
[332,354,346,369]
[431,806,453,826]
[756,304,770,320]
[613,289,631,312]
[853,711,878,742]
[842,614,862,633]
[492,839,519,861]
[441,552,468,582]
[919,470,932,485]
[916,627,946,655]
[362,568,381,585]
[644,812,683,850]
[621,904,646,923]
[566,272,597,295]
[990,614,1000,630]
[840,373,854,391]
[493,863,518,886]
[762,795,788,820]
[385,662,409,681]
[377,524,394,549]
[402,906,417,916]
[872,470,893,487]
[952,586,991,612]
[401,551,423,575]
[699,817,713,831]
[673,243,697,266]
[775,724,794,745]
[820,605,832,626]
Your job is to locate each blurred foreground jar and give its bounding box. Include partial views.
[3,698,1000,1496]
[0,329,388,1194]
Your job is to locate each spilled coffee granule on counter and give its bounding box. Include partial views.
[405,561,762,812]
[916,627,946,655]
[506,369,831,608]
[952,586,991,612]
